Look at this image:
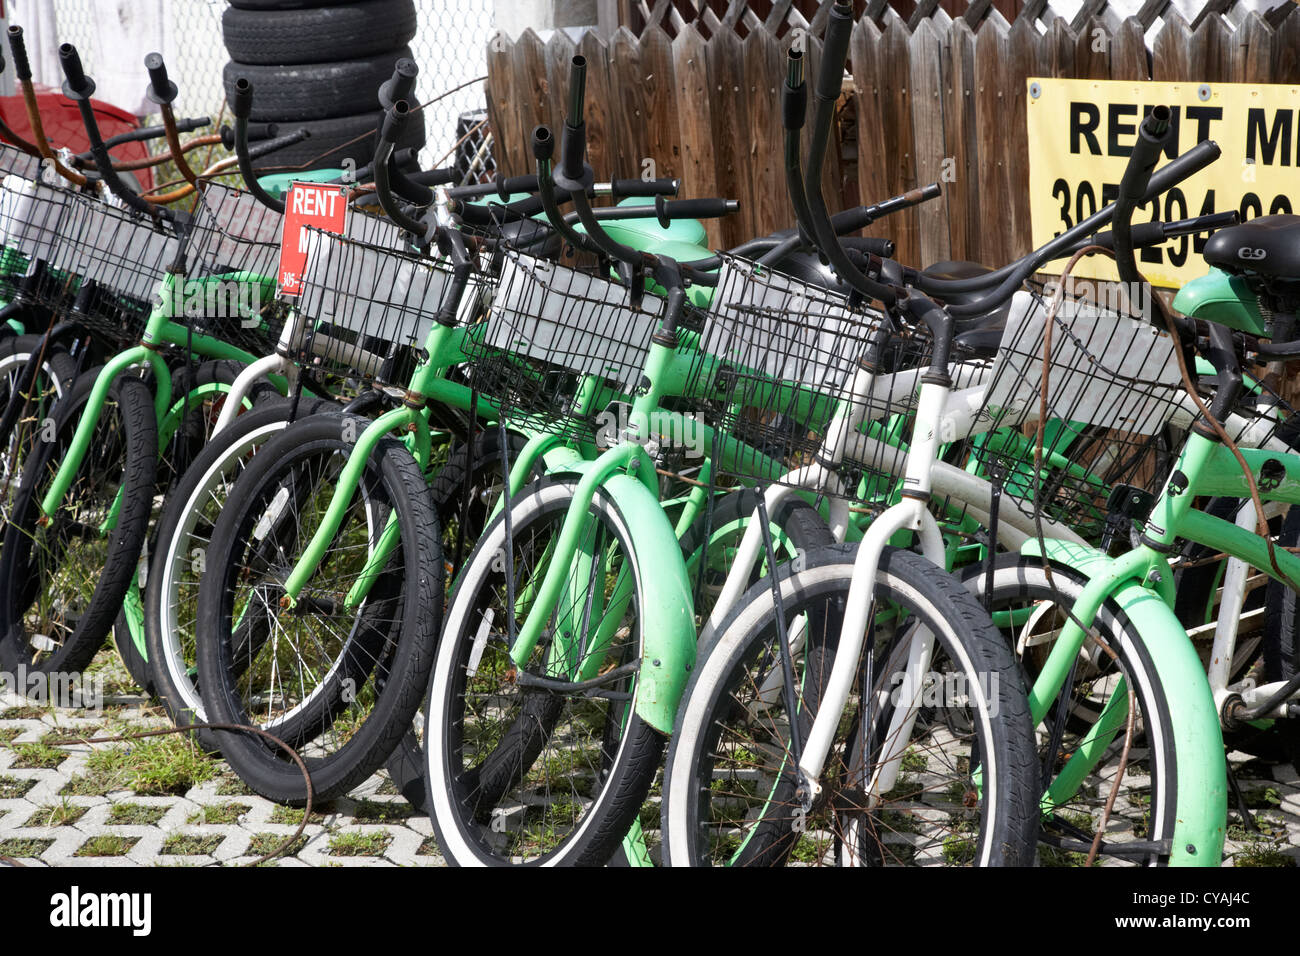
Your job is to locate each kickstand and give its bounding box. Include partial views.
[1225,762,1259,833]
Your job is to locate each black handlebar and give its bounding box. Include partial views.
[1113,106,1171,297]
[379,58,418,110]
[145,51,178,106]
[230,77,290,214]
[7,26,31,81]
[59,44,166,219]
[800,2,900,310]
[560,55,590,186]
[373,100,431,239]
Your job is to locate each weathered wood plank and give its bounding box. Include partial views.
[851,15,894,253]
[578,32,619,182]
[1151,8,1192,80]
[673,24,722,247]
[1072,17,1110,79]
[973,14,1012,265]
[909,17,950,264]
[742,24,790,236]
[639,25,680,180]
[706,24,752,247]
[943,17,979,262]
[874,10,920,267]
[486,33,523,175]
[1110,17,1149,80]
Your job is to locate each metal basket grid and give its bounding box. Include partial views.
[684,255,932,497]
[296,221,473,387]
[955,284,1190,542]
[462,247,668,442]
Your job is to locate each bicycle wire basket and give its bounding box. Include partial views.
[0,173,81,310]
[296,216,477,388]
[683,254,932,501]
[183,181,292,356]
[954,282,1189,544]
[0,144,42,183]
[462,247,670,443]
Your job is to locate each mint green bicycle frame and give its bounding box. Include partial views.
[1019,430,1300,866]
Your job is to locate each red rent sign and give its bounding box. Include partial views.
[277,181,349,296]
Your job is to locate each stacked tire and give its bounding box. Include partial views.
[221,0,426,172]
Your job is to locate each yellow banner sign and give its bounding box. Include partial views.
[1026,77,1300,287]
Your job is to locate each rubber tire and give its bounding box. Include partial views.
[383,427,533,811]
[1262,505,1300,765]
[197,413,441,804]
[0,336,78,534]
[662,544,1038,867]
[229,0,367,11]
[249,110,426,173]
[222,1,417,65]
[0,372,157,677]
[961,554,1182,866]
[145,397,335,746]
[110,360,268,698]
[425,476,667,866]
[223,48,415,121]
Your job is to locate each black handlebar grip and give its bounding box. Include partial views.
[222,121,278,151]
[654,196,739,228]
[59,43,94,99]
[380,100,409,145]
[567,55,587,128]
[533,125,554,163]
[232,77,253,120]
[611,178,679,198]
[496,174,541,199]
[411,167,458,187]
[7,26,31,82]
[381,58,418,110]
[1144,140,1220,200]
[1118,105,1170,205]
[783,51,807,131]
[816,2,854,103]
[846,236,897,258]
[145,52,178,105]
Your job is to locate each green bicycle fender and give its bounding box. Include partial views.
[600,471,697,735]
[1023,538,1226,866]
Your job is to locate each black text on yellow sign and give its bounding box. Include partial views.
[1027,78,1300,287]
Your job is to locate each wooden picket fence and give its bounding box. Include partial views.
[487,0,1300,265]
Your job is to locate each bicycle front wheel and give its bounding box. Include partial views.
[424,476,667,866]
[196,412,442,804]
[962,554,1182,866]
[662,543,1038,867]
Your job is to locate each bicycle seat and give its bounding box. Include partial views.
[1202,215,1300,279]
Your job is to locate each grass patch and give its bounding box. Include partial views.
[25,800,88,827]
[108,803,168,826]
[0,705,49,720]
[215,775,255,797]
[374,777,401,796]
[78,738,217,797]
[416,836,441,856]
[328,831,392,857]
[0,837,53,858]
[269,804,329,825]
[0,727,21,745]
[1242,786,1283,810]
[10,742,68,769]
[41,727,101,745]
[1234,843,1295,867]
[0,775,36,799]
[187,803,249,825]
[74,835,139,857]
[160,834,223,856]
[350,799,415,823]
[247,832,308,859]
